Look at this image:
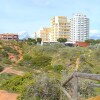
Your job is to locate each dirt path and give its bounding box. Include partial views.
[87,96,100,100]
[0,90,19,100]
[0,67,24,76]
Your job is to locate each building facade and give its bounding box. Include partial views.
[50,16,70,42]
[70,13,89,42]
[0,33,19,41]
[37,28,51,42]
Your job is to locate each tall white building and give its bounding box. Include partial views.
[70,13,89,42]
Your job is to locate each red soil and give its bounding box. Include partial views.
[0,90,19,100]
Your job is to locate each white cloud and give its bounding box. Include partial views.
[18,31,34,39]
[18,31,29,39]
[90,29,100,39]
[90,29,99,34]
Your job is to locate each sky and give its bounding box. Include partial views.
[0,0,100,39]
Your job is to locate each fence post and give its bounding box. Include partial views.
[73,72,78,100]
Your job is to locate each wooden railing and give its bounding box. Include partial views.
[61,71,100,100]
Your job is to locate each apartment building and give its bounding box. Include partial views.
[0,33,19,41]
[70,13,89,42]
[37,27,51,42]
[50,16,70,42]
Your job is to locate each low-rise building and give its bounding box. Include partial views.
[0,33,19,41]
[76,41,90,47]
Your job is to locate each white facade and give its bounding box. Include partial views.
[70,13,89,42]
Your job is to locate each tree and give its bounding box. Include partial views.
[85,39,95,43]
[95,39,100,44]
[57,38,67,43]
[0,65,4,72]
[27,38,37,45]
[37,38,42,44]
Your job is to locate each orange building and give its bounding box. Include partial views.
[37,28,51,42]
[76,41,90,47]
[0,33,19,41]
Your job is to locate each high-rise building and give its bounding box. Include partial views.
[70,13,89,42]
[50,16,70,42]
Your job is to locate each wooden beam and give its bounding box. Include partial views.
[60,86,73,100]
[89,83,100,87]
[75,72,100,81]
[73,73,78,100]
[62,74,73,87]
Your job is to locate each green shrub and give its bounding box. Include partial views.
[1,50,9,57]
[18,74,60,100]
[19,54,52,68]
[0,65,4,72]
[0,40,3,45]
[19,55,34,67]
[32,55,52,68]
[0,73,33,93]
[2,58,11,64]
[0,73,16,85]
[53,65,65,73]
[78,81,96,98]
[3,46,19,55]
[44,65,65,73]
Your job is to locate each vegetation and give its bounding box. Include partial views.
[0,65,4,72]
[37,38,42,44]
[0,40,100,100]
[18,73,61,100]
[0,73,33,93]
[57,38,67,43]
[85,39,100,44]
[27,38,37,45]
[19,54,52,68]
[0,73,16,85]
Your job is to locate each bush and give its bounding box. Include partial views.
[44,65,65,73]
[2,58,11,64]
[19,55,34,67]
[3,46,19,55]
[0,73,16,85]
[32,55,52,68]
[0,65,4,72]
[19,54,52,68]
[53,65,65,73]
[0,51,8,61]
[18,74,60,100]
[78,80,96,98]
[0,73,33,93]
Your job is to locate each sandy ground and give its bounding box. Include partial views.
[0,67,24,76]
[0,90,19,100]
[87,96,100,100]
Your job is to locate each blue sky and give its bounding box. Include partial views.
[0,0,100,39]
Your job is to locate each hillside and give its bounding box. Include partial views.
[0,40,100,100]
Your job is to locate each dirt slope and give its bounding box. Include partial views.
[87,96,100,100]
[0,90,19,100]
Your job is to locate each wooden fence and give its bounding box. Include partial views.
[61,71,100,100]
